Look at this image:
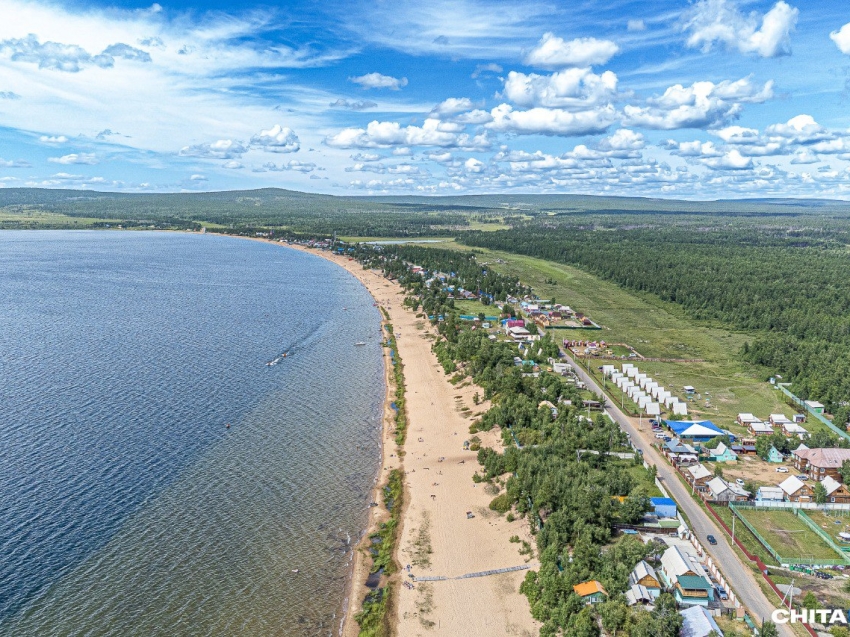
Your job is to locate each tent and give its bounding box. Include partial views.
[664,420,722,441]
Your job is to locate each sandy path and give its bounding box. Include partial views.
[284,246,539,637]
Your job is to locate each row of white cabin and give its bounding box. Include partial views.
[602,364,688,417]
[736,412,809,439]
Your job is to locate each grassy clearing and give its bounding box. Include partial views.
[435,242,792,428]
[0,209,104,228]
[736,509,844,561]
[711,505,780,567]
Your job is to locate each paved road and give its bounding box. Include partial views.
[564,353,793,636]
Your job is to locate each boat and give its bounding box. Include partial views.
[355,342,366,346]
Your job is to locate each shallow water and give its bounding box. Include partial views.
[0,231,384,636]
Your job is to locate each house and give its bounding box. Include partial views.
[665,420,725,444]
[538,400,558,417]
[779,475,813,502]
[706,477,749,502]
[769,414,793,427]
[573,580,608,604]
[821,476,850,504]
[737,413,761,427]
[804,400,825,415]
[706,441,737,463]
[731,442,757,455]
[507,326,532,341]
[659,546,714,606]
[650,497,678,519]
[686,464,713,491]
[552,362,571,375]
[793,448,850,480]
[625,584,654,607]
[628,560,662,598]
[683,385,696,394]
[680,605,724,637]
[747,421,774,436]
[793,414,806,424]
[767,446,785,463]
[663,440,699,466]
[756,486,786,503]
[781,421,809,439]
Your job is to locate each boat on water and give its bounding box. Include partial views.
[355,342,366,346]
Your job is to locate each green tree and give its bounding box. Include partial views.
[620,493,650,524]
[802,591,819,611]
[760,620,779,637]
[840,460,850,486]
[814,481,828,505]
[598,599,629,636]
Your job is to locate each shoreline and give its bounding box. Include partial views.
[278,242,539,637]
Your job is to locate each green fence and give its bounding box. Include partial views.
[775,383,850,442]
[796,509,850,560]
[729,504,850,566]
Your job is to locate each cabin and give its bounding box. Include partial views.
[769,414,792,427]
[766,446,785,464]
[821,476,850,504]
[625,584,654,607]
[686,464,713,491]
[650,497,678,519]
[804,400,825,415]
[552,362,570,375]
[706,477,749,502]
[705,441,737,463]
[573,580,608,605]
[779,475,813,502]
[781,421,809,439]
[747,421,774,436]
[507,326,532,341]
[680,605,724,637]
[660,546,714,607]
[737,413,761,427]
[793,447,850,480]
[628,560,662,598]
[756,486,785,503]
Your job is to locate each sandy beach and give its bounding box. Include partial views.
[282,244,539,637]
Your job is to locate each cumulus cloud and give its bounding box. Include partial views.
[330,98,378,110]
[790,150,819,164]
[0,158,31,167]
[351,153,382,162]
[48,152,98,164]
[0,35,151,72]
[179,139,247,159]
[250,125,300,153]
[701,149,753,170]
[684,0,798,58]
[349,73,408,90]
[487,103,618,136]
[222,160,243,169]
[622,77,773,129]
[831,23,850,54]
[189,174,207,181]
[524,33,619,68]
[325,119,491,151]
[764,115,832,143]
[501,68,618,109]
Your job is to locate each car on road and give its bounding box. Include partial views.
[797,474,809,480]
[707,534,717,545]
[775,467,789,473]
[735,478,745,486]
[655,433,667,439]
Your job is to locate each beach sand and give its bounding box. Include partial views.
[283,245,539,637]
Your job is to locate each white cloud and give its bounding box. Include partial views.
[426,151,453,162]
[190,174,207,181]
[765,115,832,143]
[263,160,316,172]
[627,20,646,32]
[702,149,753,170]
[524,33,619,68]
[685,0,798,58]
[790,150,819,164]
[502,69,618,110]
[48,152,98,164]
[471,63,502,78]
[430,97,477,117]
[0,158,30,167]
[39,135,68,143]
[0,35,152,72]
[349,73,408,90]
[330,98,378,110]
[464,157,486,173]
[351,153,382,162]
[830,23,850,55]
[487,103,617,136]
[222,160,243,169]
[250,125,300,153]
[179,139,248,159]
[622,77,773,129]
[325,119,491,150]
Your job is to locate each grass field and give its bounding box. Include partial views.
[0,209,104,228]
[735,508,845,562]
[804,510,850,542]
[431,241,790,428]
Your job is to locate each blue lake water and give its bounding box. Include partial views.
[0,231,384,636]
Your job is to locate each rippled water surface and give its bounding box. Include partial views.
[0,231,384,636]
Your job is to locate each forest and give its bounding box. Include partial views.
[459,220,850,414]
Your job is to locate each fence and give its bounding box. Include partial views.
[796,509,850,559]
[775,383,850,442]
[728,504,850,566]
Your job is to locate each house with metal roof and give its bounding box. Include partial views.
[767,446,785,463]
[650,497,677,519]
[705,441,737,462]
[706,477,749,502]
[680,605,724,636]
[573,580,608,604]
[794,447,850,480]
[659,546,714,606]
[779,475,813,502]
[664,420,724,443]
[625,584,654,607]
[821,476,850,504]
[686,464,713,491]
[756,486,785,503]
[628,560,662,598]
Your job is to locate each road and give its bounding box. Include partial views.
[564,352,793,636]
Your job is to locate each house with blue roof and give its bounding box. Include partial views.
[649,497,677,518]
[664,420,724,444]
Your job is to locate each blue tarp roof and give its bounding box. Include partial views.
[650,497,676,507]
[664,420,723,436]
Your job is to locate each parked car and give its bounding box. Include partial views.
[707,534,717,545]
[655,433,667,439]
[662,436,671,442]
[715,585,728,600]
[797,475,809,481]
[649,419,659,426]
[775,467,789,473]
[735,478,745,486]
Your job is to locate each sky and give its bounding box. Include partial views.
[1,0,850,198]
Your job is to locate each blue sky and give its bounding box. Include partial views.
[2,0,850,198]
